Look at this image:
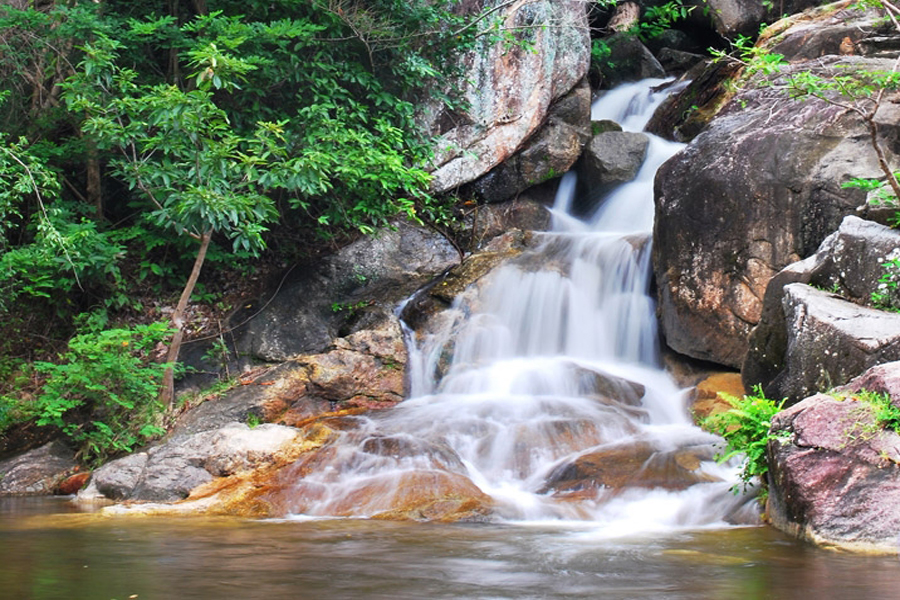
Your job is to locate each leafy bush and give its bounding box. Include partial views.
[26,322,174,464]
[701,385,785,488]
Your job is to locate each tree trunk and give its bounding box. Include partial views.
[159,230,212,409]
[86,142,102,218]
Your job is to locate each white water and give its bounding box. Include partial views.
[286,80,754,532]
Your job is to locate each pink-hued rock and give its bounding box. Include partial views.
[767,366,900,553]
[427,0,589,193]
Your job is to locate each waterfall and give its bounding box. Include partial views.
[282,80,754,531]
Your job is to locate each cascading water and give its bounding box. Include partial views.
[281,80,755,532]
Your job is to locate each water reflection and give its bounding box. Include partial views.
[2,498,899,600]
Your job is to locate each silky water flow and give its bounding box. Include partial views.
[282,80,758,533]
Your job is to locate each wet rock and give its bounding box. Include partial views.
[88,453,149,501]
[425,230,535,307]
[645,59,738,142]
[579,131,649,195]
[427,0,589,192]
[177,317,408,435]
[462,195,551,252]
[541,441,720,495]
[369,471,494,522]
[55,471,91,495]
[767,370,900,553]
[81,423,310,503]
[744,217,900,402]
[0,440,77,496]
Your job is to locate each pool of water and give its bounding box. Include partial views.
[2,497,899,600]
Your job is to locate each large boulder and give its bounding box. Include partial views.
[468,80,592,203]
[688,0,828,38]
[767,362,900,553]
[653,54,900,368]
[744,217,900,402]
[176,316,408,437]
[0,440,77,496]
[80,423,311,503]
[427,0,590,192]
[580,131,650,194]
[232,221,458,362]
[770,284,900,402]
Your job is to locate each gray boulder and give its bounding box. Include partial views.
[82,423,305,503]
[234,221,458,362]
[595,34,666,89]
[767,363,900,553]
[0,440,76,496]
[580,131,649,195]
[744,216,900,402]
[773,284,900,402]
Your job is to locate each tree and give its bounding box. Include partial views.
[65,36,278,406]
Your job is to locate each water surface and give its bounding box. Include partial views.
[2,497,899,600]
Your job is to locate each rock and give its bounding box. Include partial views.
[82,423,310,503]
[760,284,900,403]
[469,80,592,203]
[839,360,900,399]
[656,48,708,74]
[90,453,149,501]
[690,372,746,423]
[645,59,739,142]
[462,194,552,252]
[694,0,825,38]
[596,34,666,89]
[427,0,589,192]
[579,131,649,195]
[767,378,900,553]
[607,2,640,33]
[0,440,77,496]
[233,221,458,362]
[653,56,900,368]
[541,441,720,495]
[765,2,897,60]
[744,217,900,401]
[252,431,494,521]
[55,470,91,495]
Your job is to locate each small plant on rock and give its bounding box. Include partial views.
[871,249,900,311]
[701,385,786,490]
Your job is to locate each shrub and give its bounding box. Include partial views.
[27,321,173,465]
[701,385,785,489]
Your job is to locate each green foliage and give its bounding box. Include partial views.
[0,203,124,314]
[701,386,786,488]
[591,39,612,67]
[633,0,695,41]
[861,390,900,432]
[710,33,787,86]
[24,322,173,465]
